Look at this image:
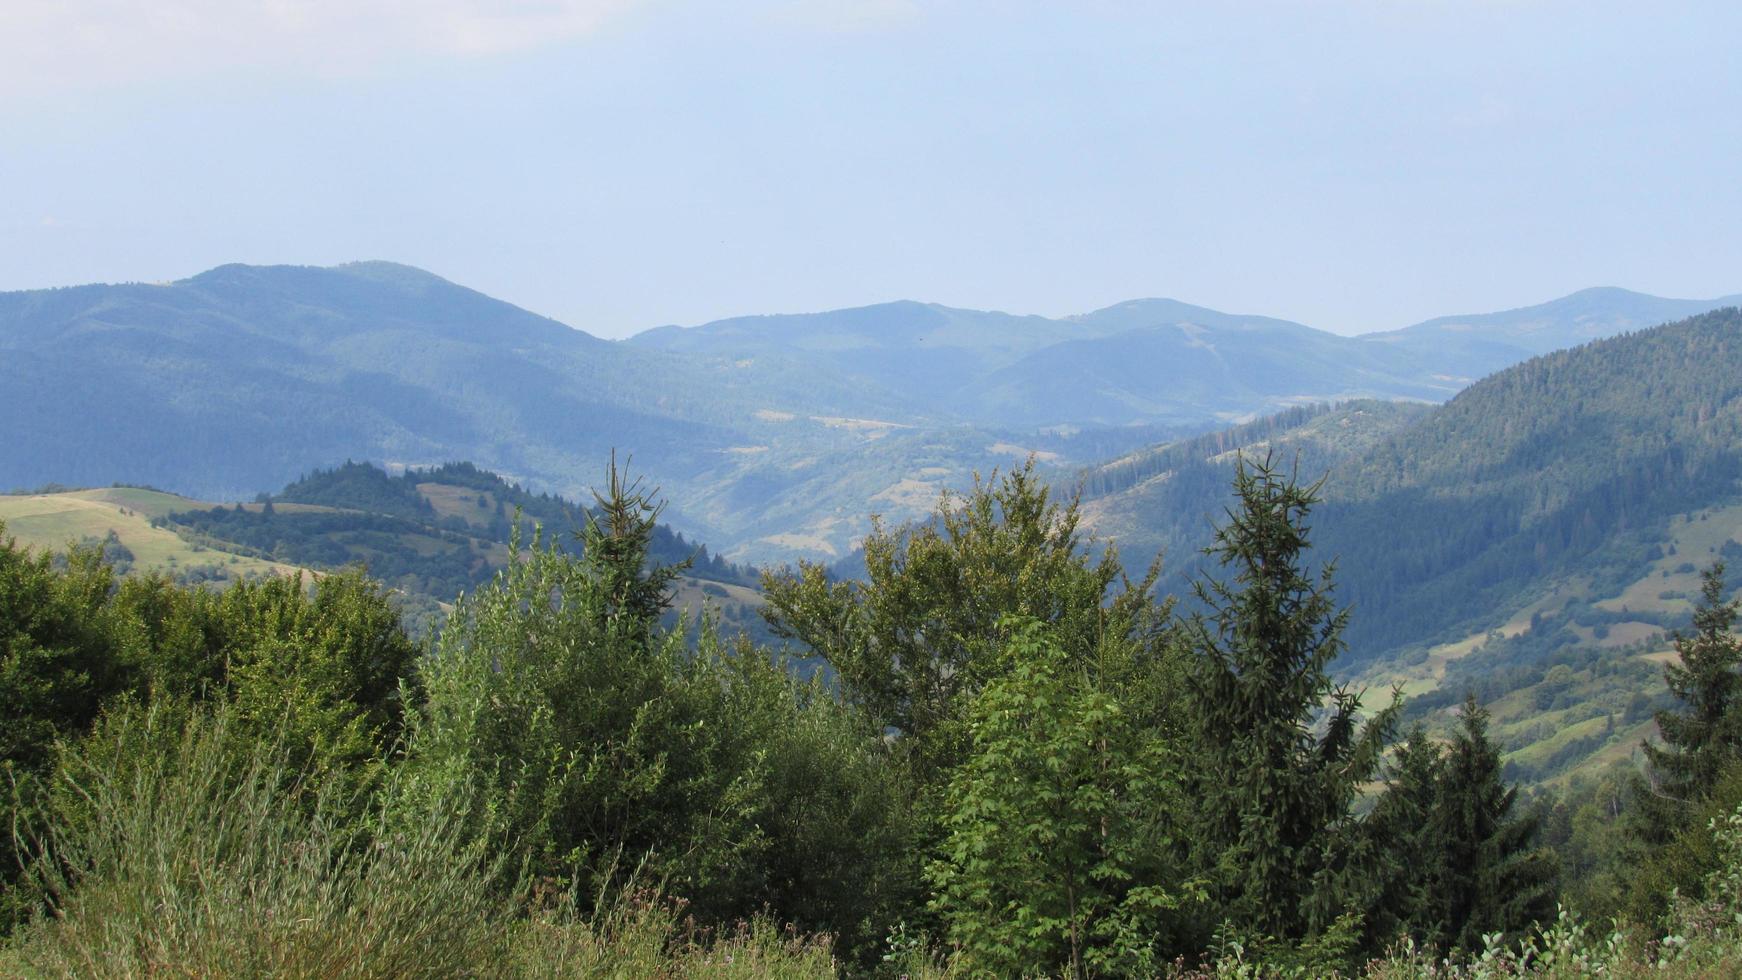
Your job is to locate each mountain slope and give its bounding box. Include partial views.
[634,296,1450,428]
[1083,305,1742,658]
[1078,307,1742,788]
[0,262,742,501]
[1361,287,1742,382]
[6,262,1735,565]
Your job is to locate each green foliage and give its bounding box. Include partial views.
[926,618,1191,978]
[24,428,1742,973]
[0,526,119,774]
[1183,453,1399,946]
[399,465,907,960]
[1627,764,1742,927]
[8,703,509,977]
[1435,698,1559,950]
[3,703,841,979]
[1372,700,1558,954]
[1,525,419,934]
[762,460,1181,963]
[1643,562,1742,808]
[213,569,419,773]
[763,459,1171,785]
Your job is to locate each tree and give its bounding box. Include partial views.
[1644,561,1742,806]
[581,453,688,637]
[1183,453,1398,944]
[0,529,120,775]
[1435,696,1557,950]
[397,462,908,958]
[1370,699,1556,954]
[1366,726,1449,947]
[1629,561,1742,921]
[926,619,1189,978]
[762,459,1172,786]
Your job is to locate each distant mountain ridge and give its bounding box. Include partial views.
[1360,286,1742,381]
[4,260,1735,563]
[632,295,1455,428]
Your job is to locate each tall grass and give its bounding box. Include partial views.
[5,704,507,976]
[2,705,839,978]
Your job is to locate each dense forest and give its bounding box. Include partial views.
[155,460,753,631]
[1081,308,1742,662]
[7,455,1742,977]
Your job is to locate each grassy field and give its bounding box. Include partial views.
[0,489,313,581]
[1351,501,1742,790]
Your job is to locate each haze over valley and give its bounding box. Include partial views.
[8,4,1742,975]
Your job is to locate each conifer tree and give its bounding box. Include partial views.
[580,452,687,640]
[1183,452,1397,943]
[1434,695,1557,951]
[1367,726,1449,946]
[1369,700,1555,953]
[1644,562,1742,806]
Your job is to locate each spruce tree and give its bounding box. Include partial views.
[580,452,687,640]
[1434,695,1557,951]
[1367,726,1449,947]
[1644,561,1742,805]
[1184,452,1397,943]
[1370,700,1555,953]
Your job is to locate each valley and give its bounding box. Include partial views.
[8,267,1742,797]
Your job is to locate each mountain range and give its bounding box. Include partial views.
[1075,306,1742,788]
[3,261,1737,563]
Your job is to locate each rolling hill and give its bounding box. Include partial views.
[0,487,317,586]
[5,261,1734,564]
[632,296,1455,429]
[1,462,766,642]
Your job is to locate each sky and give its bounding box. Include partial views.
[2,0,1739,339]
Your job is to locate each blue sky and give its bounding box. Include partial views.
[3,1,1738,338]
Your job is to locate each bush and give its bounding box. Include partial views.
[2,703,848,978]
[7,704,510,977]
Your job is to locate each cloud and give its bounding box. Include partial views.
[0,0,645,98]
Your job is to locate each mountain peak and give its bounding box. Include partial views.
[181,260,452,291]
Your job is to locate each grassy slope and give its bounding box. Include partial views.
[1353,500,1742,791]
[0,489,311,581]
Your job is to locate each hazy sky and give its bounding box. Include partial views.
[3,1,1739,338]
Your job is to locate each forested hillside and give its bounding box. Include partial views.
[6,262,1727,565]
[1083,307,1742,655]
[0,461,764,642]
[1076,307,1742,792]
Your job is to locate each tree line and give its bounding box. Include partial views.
[4,455,1742,975]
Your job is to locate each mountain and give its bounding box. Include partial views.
[0,261,744,500]
[5,261,1734,565]
[962,300,1453,428]
[633,296,1454,428]
[1361,286,1742,382]
[1084,305,1742,654]
[1077,306,1742,787]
